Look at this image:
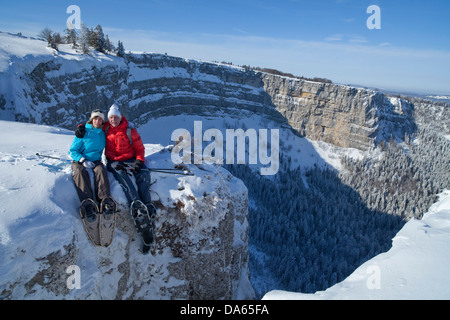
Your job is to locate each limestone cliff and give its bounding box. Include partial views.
[260,74,421,149]
[1,33,447,151]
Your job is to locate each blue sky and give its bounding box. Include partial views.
[0,0,449,94]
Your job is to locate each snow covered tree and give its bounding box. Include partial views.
[226,162,405,298]
[37,27,53,44]
[116,40,125,57]
[105,35,114,52]
[38,28,60,50]
[65,28,78,49]
[79,23,90,54]
[94,24,106,53]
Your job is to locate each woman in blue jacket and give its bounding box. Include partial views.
[69,110,114,218]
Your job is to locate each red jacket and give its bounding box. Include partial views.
[104,117,146,162]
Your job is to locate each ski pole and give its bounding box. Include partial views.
[149,168,187,171]
[150,169,194,176]
[36,153,72,162]
[111,162,194,176]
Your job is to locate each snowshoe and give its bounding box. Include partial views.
[130,200,155,254]
[99,196,117,247]
[79,198,101,246]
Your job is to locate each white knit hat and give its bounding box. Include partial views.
[90,109,105,122]
[108,104,121,118]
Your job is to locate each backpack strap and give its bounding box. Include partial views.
[126,127,133,146]
[104,123,133,146]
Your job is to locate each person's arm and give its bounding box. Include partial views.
[69,137,85,162]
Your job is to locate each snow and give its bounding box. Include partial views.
[263,189,450,300]
[0,31,121,73]
[0,121,74,245]
[128,61,223,83]
[0,32,53,73]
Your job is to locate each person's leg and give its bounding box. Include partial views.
[106,161,139,206]
[93,162,111,203]
[134,165,152,205]
[71,161,94,203]
[133,164,156,219]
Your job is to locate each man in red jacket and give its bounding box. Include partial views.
[104,104,154,214]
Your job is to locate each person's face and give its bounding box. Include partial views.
[92,116,104,129]
[109,115,121,127]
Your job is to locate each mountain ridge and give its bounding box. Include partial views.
[2,31,448,151]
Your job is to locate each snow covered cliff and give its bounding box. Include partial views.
[1,32,447,152]
[0,120,254,299]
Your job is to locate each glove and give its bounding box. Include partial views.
[75,123,86,138]
[111,161,126,171]
[81,159,95,168]
[83,161,95,169]
[133,159,143,173]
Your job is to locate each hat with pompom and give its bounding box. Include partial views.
[108,104,121,118]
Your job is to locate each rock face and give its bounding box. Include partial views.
[3,35,446,152]
[146,151,253,300]
[110,158,254,300]
[156,168,251,300]
[260,74,419,149]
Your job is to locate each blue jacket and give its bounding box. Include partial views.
[69,123,106,162]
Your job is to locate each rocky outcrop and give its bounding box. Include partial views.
[0,146,254,300]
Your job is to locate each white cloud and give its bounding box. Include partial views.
[325,34,368,44]
[325,34,344,42]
